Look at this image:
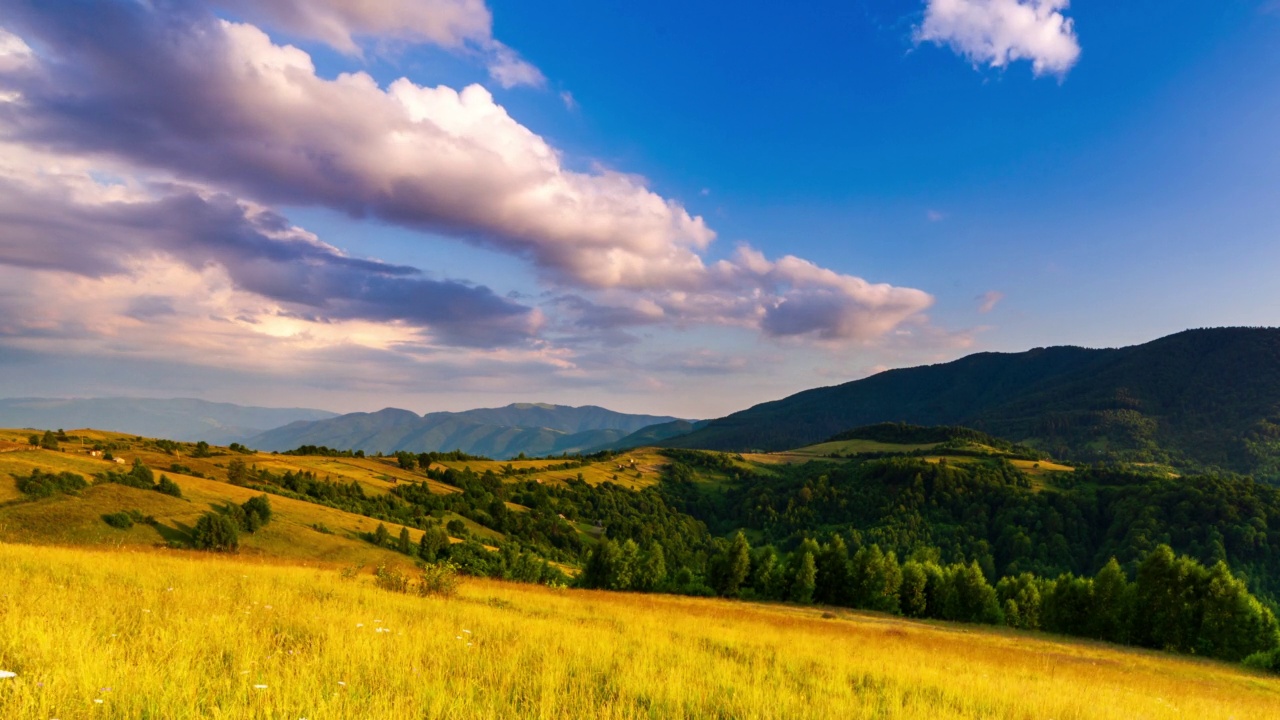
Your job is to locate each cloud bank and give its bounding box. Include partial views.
[0,0,952,410]
[917,0,1081,77]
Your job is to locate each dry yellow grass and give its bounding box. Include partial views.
[1,543,1278,719]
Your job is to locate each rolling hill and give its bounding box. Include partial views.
[247,403,686,458]
[0,397,336,445]
[667,327,1280,478]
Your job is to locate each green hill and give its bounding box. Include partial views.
[666,328,1280,479]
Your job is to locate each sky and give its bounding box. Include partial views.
[0,0,1276,418]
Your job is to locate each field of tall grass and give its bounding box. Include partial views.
[1,544,1278,719]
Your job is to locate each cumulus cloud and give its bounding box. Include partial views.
[917,0,1081,77]
[0,144,540,347]
[0,1,937,345]
[212,0,545,88]
[0,3,711,290]
[977,290,1004,313]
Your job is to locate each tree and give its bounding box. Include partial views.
[40,430,59,451]
[131,458,154,487]
[398,526,412,555]
[374,522,391,547]
[192,441,211,458]
[227,458,249,486]
[419,525,448,562]
[714,532,751,597]
[851,544,901,613]
[751,546,779,599]
[791,552,816,604]
[943,561,1003,625]
[241,495,272,532]
[27,434,39,448]
[899,561,929,618]
[1198,561,1280,661]
[635,542,667,591]
[1090,558,1131,642]
[396,452,416,471]
[996,573,1045,631]
[815,535,851,606]
[192,512,239,552]
[614,539,640,591]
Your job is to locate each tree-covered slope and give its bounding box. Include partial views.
[668,328,1280,478]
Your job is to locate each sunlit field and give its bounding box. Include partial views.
[1,544,1278,719]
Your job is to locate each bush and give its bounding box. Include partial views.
[192,512,239,552]
[417,562,461,597]
[102,511,134,529]
[1244,648,1280,673]
[446,519,467,536]
[155,475,183,498]
[374,564,411,593]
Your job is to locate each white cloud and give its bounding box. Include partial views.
[560,90,578,111]
[917,0,1081,77]
[213,0,492,53]
[212,0,546,88]
[0,3,940,347]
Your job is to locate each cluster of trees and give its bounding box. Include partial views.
[657,454,1280,603]
[191,494,273,552]
[16,468,87,497]
[99,459,183,498]
[366,520,569,586]
[27,429,66,451]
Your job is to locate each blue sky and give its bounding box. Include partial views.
[0,1,1276,418]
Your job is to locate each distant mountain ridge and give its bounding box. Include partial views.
[667,328,1280,479]
[0,397,337,444]
[247,403,687,458]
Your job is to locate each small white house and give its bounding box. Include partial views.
[114,457,126,465]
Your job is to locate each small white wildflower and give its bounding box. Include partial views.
[0,670,16,679]
[338,681,346,686]
[467,643,472,647]
[141,609,150,613]
[356,623,364,628]
[264,605,272,610]
[455,636,462,640]
[240,671,250,675]
[462,630,471,634]
[94,699,104,704]
[253,684,268,690]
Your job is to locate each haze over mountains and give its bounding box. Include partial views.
[246,404,686,458]
[0,397,336,445]
[669,328,1280,479]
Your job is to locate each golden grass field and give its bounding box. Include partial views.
[1,543,1278,719]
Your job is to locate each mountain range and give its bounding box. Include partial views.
[667,327,1280,479]
[0,397,336,445]
[246,403,686,458]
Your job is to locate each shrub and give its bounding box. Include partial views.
[374,564,411,594]
[312,523,335,534]
[445,519,467,536]
[192,512,239,552]
[417,562,461,597]
[339,563,364,581]
[102,511,134,529]
[1244,648,1280,673]
[155,475,183,498]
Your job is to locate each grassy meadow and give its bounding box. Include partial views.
[1,543,1279,719]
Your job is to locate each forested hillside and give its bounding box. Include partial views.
[667,328,1280,479]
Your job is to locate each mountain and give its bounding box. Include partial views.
[0,397,337,445]
[667,327,1280,478]
[586,419,710,453]
[247,403,685,458]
